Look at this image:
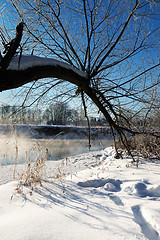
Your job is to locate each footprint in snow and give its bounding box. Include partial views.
[132,205,160,240]
[77,178,122,192]
[135,183,160,198]
[77,178,124,206]
[108,193,124,206]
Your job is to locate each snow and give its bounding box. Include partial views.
[8,55,87,77]
[0,146,160,240]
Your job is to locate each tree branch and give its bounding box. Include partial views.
[0,61,88,92]
[91,0,140,78]
[0,22,24,70]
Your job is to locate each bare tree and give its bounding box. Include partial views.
[0,0,160,157]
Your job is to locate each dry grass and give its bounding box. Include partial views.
[10,140,72,197]
[13,142,48,196]
[133,135,160,160]
[116,134,160,160]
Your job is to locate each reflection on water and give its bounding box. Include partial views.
[0,135,113,165]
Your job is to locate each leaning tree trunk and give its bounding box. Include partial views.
[0,22,155,160]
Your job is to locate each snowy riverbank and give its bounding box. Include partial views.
[0,147,160,240]
[0,124,111,139]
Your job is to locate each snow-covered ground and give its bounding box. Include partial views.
[0,146,160,240]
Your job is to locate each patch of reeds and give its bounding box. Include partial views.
[14,142,48,196]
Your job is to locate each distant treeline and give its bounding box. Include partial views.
[0,103,107,126]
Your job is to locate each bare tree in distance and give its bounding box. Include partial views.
[0,0,160,158]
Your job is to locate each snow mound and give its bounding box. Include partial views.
[77,178,122,192]
[134,182,160,198]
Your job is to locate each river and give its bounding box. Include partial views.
[0,135,113,165]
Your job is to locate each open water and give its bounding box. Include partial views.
[0,135,113,165]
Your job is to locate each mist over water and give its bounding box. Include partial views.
[0,135,35,165]
[0,134,113,166]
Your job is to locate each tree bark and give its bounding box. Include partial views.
[0,64,88,92]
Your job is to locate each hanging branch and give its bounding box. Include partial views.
[110,126,120,158]
[81,91,91,150]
